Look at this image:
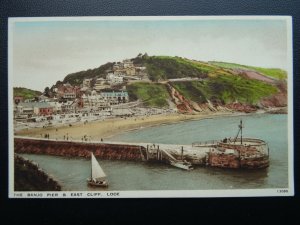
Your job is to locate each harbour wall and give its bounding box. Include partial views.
[208,152,269,169]
[14,137,269,169]
[15,138,146,161]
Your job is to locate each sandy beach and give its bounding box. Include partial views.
[15,111,245,141]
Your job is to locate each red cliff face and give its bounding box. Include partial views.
[167,81,287,114]
[15,138,144,161]
[261,93,287,108]
[225,102,257,113]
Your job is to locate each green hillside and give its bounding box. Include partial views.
[209,61,287,80]
[13,87,42,99]
[52,55,286,108]
[58,55,287,86]
[139,56,231,81]
[172,75,277,105]
[63,62,114,86]
[127,82,169,107]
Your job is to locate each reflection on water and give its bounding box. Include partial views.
[20,114,289,191]
[21,154,273,191]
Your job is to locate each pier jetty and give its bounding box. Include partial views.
[14,136,269,170]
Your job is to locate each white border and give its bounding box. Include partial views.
[286,17,294,196]
[8,16,294,198]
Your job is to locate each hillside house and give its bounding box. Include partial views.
[81,92,111,111]
[113,62,123,70]
[82,78,92,88]
[94,78,110,91]
[61,101,77,113]
[34,103,54,116]
[101,91,129,105]
[14,96,24,104]
[123,59,134,68]
[106,73,124,85]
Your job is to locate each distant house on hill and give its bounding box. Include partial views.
[94,78,110,91]
[82,78,92,88]
[55,83,80,100]
[123,59,134,68]
[125,67,136,76]
[113,62,123,70]
[106,73,124,85]
[14,96,23,104]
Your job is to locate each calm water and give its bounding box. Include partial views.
[21,114,289,191]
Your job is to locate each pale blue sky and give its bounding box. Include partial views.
[11,17,290,91]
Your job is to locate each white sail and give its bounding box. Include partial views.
[91,153,106,180]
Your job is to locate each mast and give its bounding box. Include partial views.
[91,152,106,181]
[90,152,93,180]
[239,120,243,144]
[234,120,244,144]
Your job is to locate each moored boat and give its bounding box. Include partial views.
[170,160,193,170]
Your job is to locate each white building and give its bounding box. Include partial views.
[101,91,129,105]
[123,59,134,68]
[48,101,62,113]
[81,92,111,111]
[94,78,109,91]
[106,73,124,85]
[82,78,92,88]
[61,101,76,113]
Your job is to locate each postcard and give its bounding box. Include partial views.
[8,16,294,198]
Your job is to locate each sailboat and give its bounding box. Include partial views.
[87,152,108,187]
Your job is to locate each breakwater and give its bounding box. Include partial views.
[14,154,62,191]
[14,137,269,170]
[15,137,146,161]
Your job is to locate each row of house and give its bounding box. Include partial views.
[14,90,129,119]
[82,90,129,108]
[13,60,140,120]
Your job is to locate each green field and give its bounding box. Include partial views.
[144,56,231,81]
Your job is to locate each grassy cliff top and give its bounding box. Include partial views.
[13,87,42,99]
[171,76,278,105]
[209,61,287,80]
[127,82,170,108]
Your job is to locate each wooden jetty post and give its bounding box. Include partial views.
[139,146,146,161]
[158,145,160,161]
[181,146,183,160]
[146,145,149,161]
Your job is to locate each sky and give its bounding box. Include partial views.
[10,17,290,91]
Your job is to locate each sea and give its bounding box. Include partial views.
[20,113,290,191]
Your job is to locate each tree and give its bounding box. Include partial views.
[44,87,50,97]
[142,53,149,59]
